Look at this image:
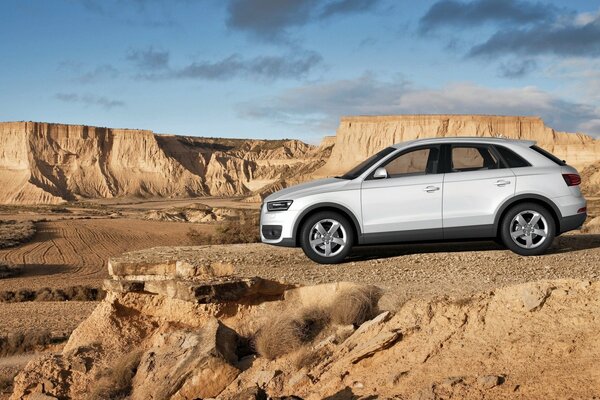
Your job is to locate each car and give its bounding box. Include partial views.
[260,137,588,264]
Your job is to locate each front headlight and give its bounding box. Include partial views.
[267,200,293,211]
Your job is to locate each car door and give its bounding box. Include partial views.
[361,145,444,243]
[443,144,516,238]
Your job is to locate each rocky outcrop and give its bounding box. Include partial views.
[317,115,600,176]
[11,246,600,399]
[0,122,327,204]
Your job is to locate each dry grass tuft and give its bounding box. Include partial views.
[255,306,330,360]
[292,347,329,370]
[0,330,65,357]
[330,286,382,326]
[90,350,143,400]
[0,286,105,303]
[0,220,36,249]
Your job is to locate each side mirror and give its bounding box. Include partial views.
[373,167,388,179]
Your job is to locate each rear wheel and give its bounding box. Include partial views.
[299,211,354,264]
[500,203,555,256]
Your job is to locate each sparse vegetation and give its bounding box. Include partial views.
[293,347,328,370]
[0,330,66,357]
[0,372,16,394]
[0,220,36,249]
[89,350,143,400]
[0,286,105,303]
[0,262,22,279]
[254,306,330,360]
[330,286,382,326]
[187,213,259,245]
[255,286,383,360]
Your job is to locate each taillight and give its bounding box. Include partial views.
[562,173,581,186]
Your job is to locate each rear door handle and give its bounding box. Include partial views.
[495,180,511,187]
[424,185,440,192]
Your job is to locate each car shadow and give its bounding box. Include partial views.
[346,234,600,262]
[548,234,600,253]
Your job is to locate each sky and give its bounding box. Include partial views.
[1,0,600,143]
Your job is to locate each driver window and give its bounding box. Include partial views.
[382,148,434,178]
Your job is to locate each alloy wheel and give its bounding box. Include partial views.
[509,210,549,249]
[308,218,347,257]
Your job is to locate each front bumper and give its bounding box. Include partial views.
[259,204,300,247]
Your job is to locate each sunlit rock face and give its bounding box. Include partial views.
[0,122,327,204]
[317,115,600,177]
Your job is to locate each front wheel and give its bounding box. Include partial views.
[500,203,556,256]
[299,211,354,264]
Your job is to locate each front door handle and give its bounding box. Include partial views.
[424,185,440,193]
[495,180,511,187]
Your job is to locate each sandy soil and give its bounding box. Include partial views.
[0,218,211,291]
[0,301,98,336]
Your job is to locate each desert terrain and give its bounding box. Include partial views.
[1,115,599,399]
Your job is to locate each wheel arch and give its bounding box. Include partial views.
[494,194,562,235]
[293,203,362,246]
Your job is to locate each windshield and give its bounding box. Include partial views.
[337,147,396,180]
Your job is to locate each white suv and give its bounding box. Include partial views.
[260,138,587,264]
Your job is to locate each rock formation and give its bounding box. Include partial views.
[11,246,600,399]
[0,122,327,204]
[2,116,599,205]
[317,115,600,176]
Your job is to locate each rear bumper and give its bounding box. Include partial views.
[559,212,587,234]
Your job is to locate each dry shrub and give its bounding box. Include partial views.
[0,263,22,279]
[0,330,61,357]
[0,220,36,249]
[212,215,259,244]
[0,286,105,303]
[255,307,330,360]
[187,213,259,245]
[90,350,143,400]
[0,372,16,394]
[330,286,382,326]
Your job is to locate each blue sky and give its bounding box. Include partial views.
[1,0,600,142]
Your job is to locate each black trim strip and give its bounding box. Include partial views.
[360,228,443,245]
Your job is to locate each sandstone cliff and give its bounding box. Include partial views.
[0,122,327,204]
[2,116,599,205]
[317,115,600,176]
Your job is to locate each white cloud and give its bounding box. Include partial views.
[238,74,600,137]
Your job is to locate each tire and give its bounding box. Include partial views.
[299,211,354,264]
[500,202,556,256]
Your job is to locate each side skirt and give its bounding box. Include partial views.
[358,224,496,245]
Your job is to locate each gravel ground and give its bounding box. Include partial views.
[116,232,600,306]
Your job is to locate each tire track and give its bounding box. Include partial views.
[0,218,198,291]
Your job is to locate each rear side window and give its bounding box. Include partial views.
[494,146,531,168]
[451,146,499,172]
[530,145,566,166]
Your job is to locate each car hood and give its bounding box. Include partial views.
[264,178,351,202]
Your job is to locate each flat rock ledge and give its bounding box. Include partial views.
[106,248,296,304]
